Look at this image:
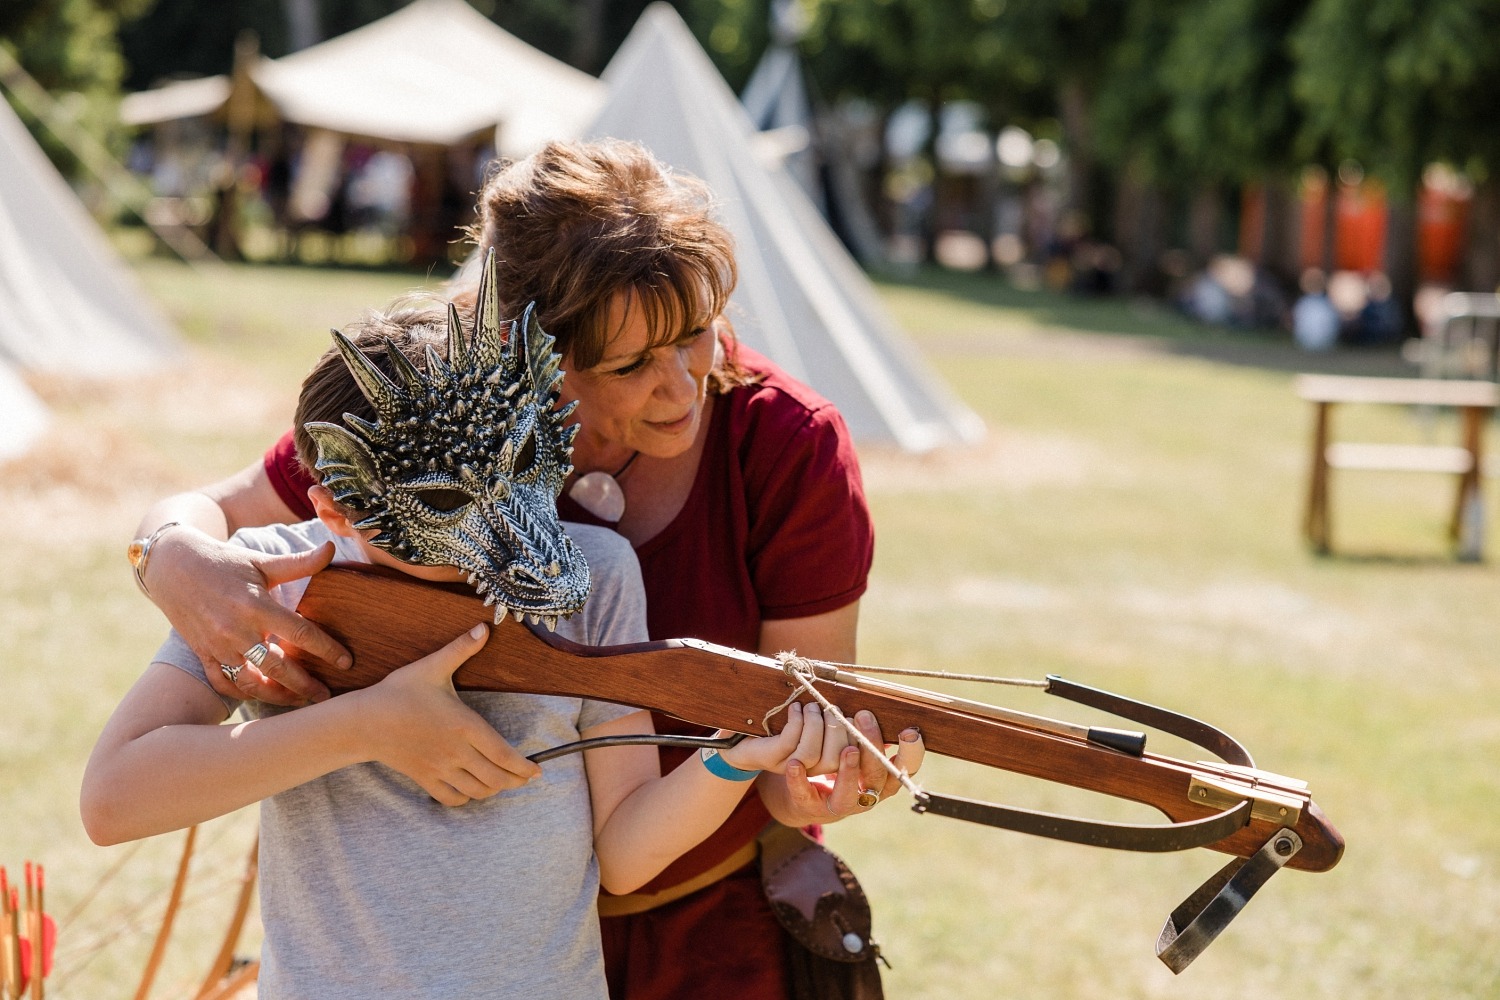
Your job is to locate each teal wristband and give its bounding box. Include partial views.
[699,746,760,782]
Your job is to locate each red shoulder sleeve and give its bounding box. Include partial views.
[264,430,316,522]
[741,398,873,620]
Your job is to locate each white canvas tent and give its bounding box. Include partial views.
[590,5,982,452]
[741,40,820,204]
[121,0,604,155]
[0,357,49,461]
[741,31,887,268]
[0,97,180,379]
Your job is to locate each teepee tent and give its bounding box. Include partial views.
[0,356,49,461]
[740,8,887,268]
[0,97,181,377]
[589,5,982,452]
[122,0,604,155]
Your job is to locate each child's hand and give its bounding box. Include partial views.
[350,623,541,806]
[714,701,813,774]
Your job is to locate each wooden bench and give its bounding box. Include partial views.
[1295,374,1498,559]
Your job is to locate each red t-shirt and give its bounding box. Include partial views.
[264,346,874,888]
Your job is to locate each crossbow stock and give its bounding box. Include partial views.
[293,564,1343,973]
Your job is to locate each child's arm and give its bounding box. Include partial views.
[586,702,854,895]
[81,624,537,845]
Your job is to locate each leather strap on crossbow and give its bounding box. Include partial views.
[912,794,1252,852]
[1043,675,1255,768]
[902,675,1259,851]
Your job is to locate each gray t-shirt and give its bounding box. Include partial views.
[153,520,647,1000]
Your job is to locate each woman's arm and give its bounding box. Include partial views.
[760,602,859,663]
[133,460,350,705]
[585,703,821,895]
[81,624,535,845]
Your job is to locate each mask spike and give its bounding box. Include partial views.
[424,344,447,379]
[473,248,504,369]
[447,300,472,371]
[383,338,425,390]
[331,330,404,417]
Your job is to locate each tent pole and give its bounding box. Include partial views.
[0,48,225,272]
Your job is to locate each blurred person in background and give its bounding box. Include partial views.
[1293,268,1340,351]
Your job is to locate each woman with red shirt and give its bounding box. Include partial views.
[130,139,921,999]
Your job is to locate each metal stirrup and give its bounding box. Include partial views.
[1156,828,1304,973]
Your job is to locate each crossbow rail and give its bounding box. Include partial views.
[289,569,1338,869]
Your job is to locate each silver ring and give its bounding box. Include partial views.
[856,790,880,809]
[242,642,269,668]
[220,662,243,683]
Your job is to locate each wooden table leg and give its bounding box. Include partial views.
[1453,405,1489,559]
[1305,401,1331,552]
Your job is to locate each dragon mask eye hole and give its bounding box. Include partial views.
[414,487,473,514]
[513,428,538,475]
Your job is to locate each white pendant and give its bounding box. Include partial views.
[569,471,627,522]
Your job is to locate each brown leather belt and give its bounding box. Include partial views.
[596,840,759,917]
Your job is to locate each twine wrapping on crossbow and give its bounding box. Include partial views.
[775,653,925,802]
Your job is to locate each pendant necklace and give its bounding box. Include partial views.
[568,451,640,523]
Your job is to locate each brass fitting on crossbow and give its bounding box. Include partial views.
[1186,764,1307,826]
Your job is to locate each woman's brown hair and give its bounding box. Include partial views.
[466,139,748,387]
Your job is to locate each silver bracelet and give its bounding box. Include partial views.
[126,521,183,597]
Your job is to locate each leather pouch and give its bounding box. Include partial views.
[758,821,883,963]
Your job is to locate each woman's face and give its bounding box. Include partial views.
[561,292,719,465]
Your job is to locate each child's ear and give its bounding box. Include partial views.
[308,486,360,538]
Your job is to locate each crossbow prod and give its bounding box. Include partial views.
[293,564,1344,973]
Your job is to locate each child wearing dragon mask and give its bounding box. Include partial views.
[81,260,841,1000]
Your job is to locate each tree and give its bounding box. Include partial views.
[1415,1,1500,291]
[1088,0,1195,291]
[1156,0,1312,282]
[1,0,154,174]
[1292,0,1497,322]
[976,0,1131,235]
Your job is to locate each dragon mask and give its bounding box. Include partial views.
[304,251,590,630]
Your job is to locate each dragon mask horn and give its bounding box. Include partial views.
[304,249,590,629]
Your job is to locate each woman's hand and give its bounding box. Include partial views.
[348,623,540,806]
[145,527,351,705]
[758,708,925,826]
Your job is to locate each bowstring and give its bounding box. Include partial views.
[51,869,248,993]
[57,839,145,926]
[811,660,1048,688]
[52,820,252,993]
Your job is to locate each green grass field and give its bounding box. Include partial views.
[3,256,1496,998]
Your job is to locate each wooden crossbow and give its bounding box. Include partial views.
[293,564,1344,974]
